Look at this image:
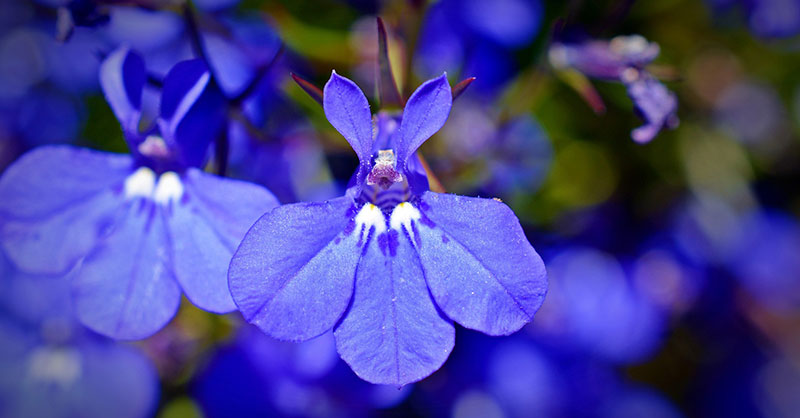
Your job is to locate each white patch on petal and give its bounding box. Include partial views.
[355,203,387,235]
[390,202,421,232]
[124,167,184,205]
[27,347,82,387]
[154,171,184,204]
[124,166,156,199]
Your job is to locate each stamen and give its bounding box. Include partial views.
[137,135,171,159]
[367,149,403,190]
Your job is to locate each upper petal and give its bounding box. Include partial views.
[334,227,455,386]
[159,59,225,167]
[72,202,181,340]
[396,74,452,166]
[322,71,374,164]
[167,169,278,313]
[414,192,547,335]
[100,46,145,135]
[0,146,133,274]
[228,196,360,341]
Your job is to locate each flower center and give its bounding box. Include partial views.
[367,149,403,190]
[359,149,411,212]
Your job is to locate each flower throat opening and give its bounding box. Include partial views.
[360,149,410,213]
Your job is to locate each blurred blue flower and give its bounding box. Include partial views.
[0,253,159,418]
[0,46,278,339]
[707,0,800,38]
[482,115,552,197]
[727,210,800,311]
[484,340,563,417]
[714,79,792,162]
[0,2,110,168]
[534,247,666,363]
[228,71,547,385]
[632,245,706,316]
[229,122,338,204]
[550,35,679,143]
[422,332,680,418]
[438,101,552,199]
[671,194,744,267]
[598,386,684,418]
[193,327,411,417]
[201,14,281,99]
[415,0,542,94]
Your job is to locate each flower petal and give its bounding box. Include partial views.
[396,74,452,166]
[625,74,678,143]
[228,196,360,341]
[167,169,278,313]
[159,59,225,167]
[322,71,374,164]
[100,46,145,135]
[72,202,181,340]
[334,228,455,386]
[0,146,132,275]
[415,192,547,335]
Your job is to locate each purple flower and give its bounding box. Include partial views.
[228,71,547,386]
[624,71,680,143]
[549,35,679,143]
[0,46,278,340]
[549,35,660,80]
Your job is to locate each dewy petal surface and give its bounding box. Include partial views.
[396,73,452,166]
[322,72,374,164]
[228,196,360,341]
[415,192,547,335]
[0,146,132,274]
[72,201,181,340]
[334,228,455,386]
[168,168,278,313]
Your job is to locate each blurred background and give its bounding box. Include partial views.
[1,0,800,417]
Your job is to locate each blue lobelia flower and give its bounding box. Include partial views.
[0,46,278,340]
[228,71,547,386]
[549,35,679,143]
